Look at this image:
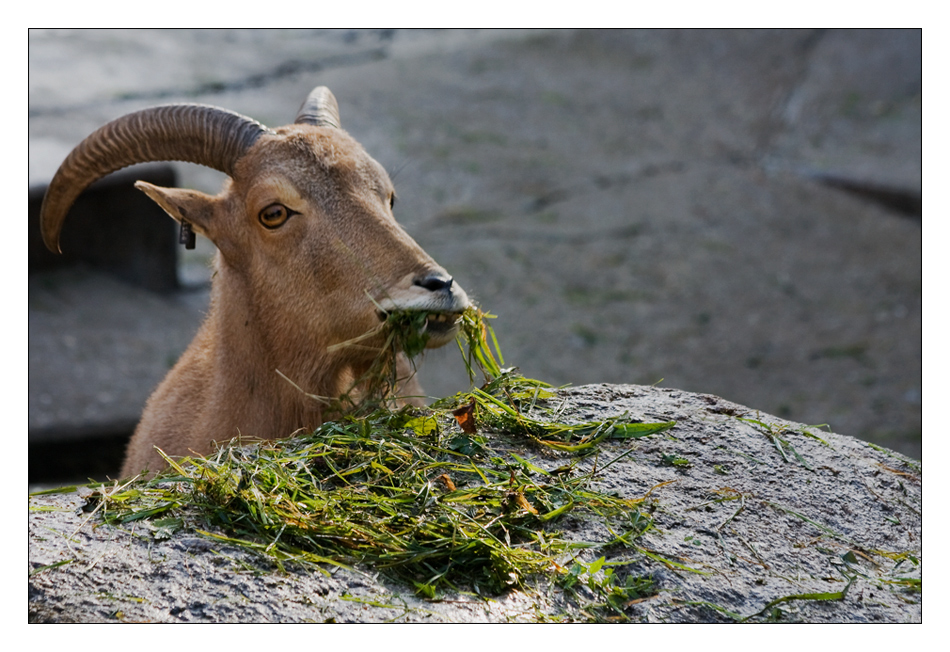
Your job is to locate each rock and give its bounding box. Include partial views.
[28,384,921,623]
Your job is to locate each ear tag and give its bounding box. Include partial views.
[179,220,196,250]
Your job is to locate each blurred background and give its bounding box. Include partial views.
[28,29,921,485]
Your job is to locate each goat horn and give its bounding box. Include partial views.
[40,104,273,253]
[294,86,341,129]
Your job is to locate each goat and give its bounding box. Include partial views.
[40,86,471,477]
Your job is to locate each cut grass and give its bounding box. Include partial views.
[88,390,669,601]
[83,305,675,615]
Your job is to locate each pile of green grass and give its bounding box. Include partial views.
[81,307,676,618]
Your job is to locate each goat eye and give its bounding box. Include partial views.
[389,193,396,210]
[259,203,291,229]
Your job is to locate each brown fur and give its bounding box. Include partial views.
[121,124,469,476]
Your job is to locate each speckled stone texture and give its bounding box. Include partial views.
[29,384,921,623]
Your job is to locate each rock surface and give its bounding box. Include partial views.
[29,384,921,623]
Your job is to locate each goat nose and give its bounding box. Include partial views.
[414,274,454,293]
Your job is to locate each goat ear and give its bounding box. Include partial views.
[134,181,217,238]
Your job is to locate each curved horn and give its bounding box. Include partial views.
[295,86,341,129]
[40,104,273,253]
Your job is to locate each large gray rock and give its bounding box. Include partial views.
[29,384,921,623]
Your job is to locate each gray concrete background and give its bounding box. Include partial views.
[28,29,922,471]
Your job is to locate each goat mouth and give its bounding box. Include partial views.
[419,312,463,348]
[423,311,462,335]
[377,310,463,345]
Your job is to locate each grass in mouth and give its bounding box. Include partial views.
[333,306,500,413]
[79,306,676,617]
